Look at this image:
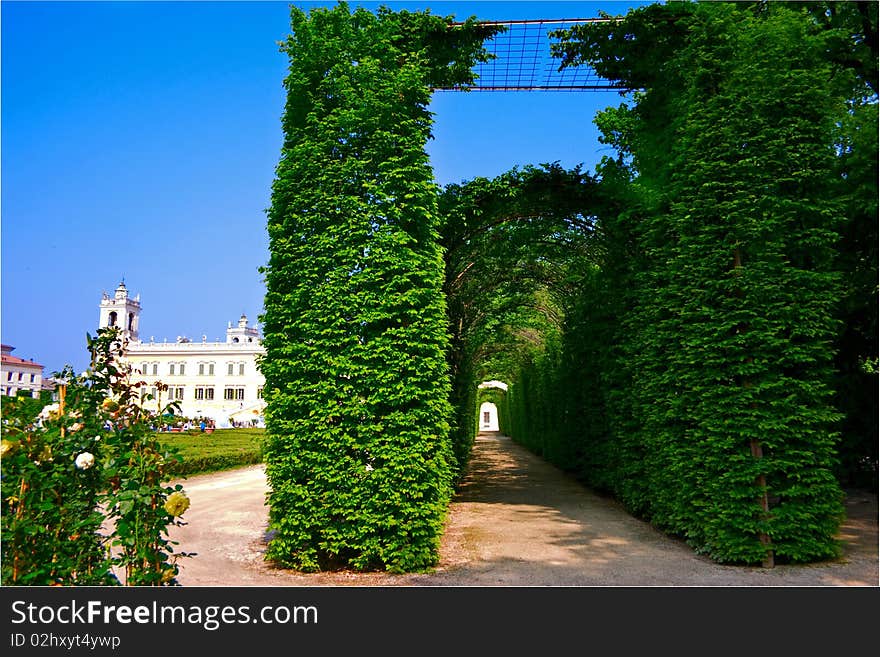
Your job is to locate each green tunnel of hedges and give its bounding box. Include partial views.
[261,2,875,571]
[496,2,874,565]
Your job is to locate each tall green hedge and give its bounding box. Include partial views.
[260,3,498,572]
[535,1,850,564]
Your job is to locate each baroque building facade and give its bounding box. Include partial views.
[99,282,265,427]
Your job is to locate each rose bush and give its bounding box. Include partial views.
[1,328,191,585]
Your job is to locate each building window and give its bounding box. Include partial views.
[30,374,35,383]
[179,363,185,376]
[196,386,215,400]
[172,387,184,400]
[18,372,23,381]
[152,363,158,376]
[169,363,176,376]
[6,372,11,381]
[195,386,214,400]
[5,386,11,395]
[227,363,234,376]
[239,363,245,376]
[224,387,245,401]
[208,363,215,376]
[198,363,204,375]
[141,362,148,375]
[109,311,117,327]
[257,387,263,399]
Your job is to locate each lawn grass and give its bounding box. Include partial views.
[158,428,265,476]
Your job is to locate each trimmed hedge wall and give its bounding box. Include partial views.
[502,2,852,565]
[260,3,499,572]
[160,429,265,477]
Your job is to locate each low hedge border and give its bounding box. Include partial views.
[159,429,265,477]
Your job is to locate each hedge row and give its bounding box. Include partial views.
[159,429,265,477]
[503,3,858,564]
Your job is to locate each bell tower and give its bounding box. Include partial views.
[99,280,141,342]
[226,313,260,344]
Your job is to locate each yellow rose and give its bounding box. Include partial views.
[163,491,190,517]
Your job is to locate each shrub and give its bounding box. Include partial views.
[1,328,191,585]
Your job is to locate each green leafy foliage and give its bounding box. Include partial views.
[258,0,871,572]
[260,2,500,572]
[542,1,855,564]
[830,95,878,488]
[440,164,598,475]
[159,428,265,476]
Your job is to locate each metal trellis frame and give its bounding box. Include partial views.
[435,18,626,92]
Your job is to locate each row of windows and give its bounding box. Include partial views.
[140,386,263,402]
[224,387,246,401]
[5,371,36,383]
[194,387,214,400]
[138,361,249,377]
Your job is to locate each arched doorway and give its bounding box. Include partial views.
[478,401,499,432]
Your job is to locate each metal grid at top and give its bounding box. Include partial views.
[436,18,624,92]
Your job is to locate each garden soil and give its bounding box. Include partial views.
[169,433,878,586]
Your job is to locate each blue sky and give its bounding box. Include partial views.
[2,0,647,375]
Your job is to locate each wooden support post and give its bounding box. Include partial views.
[750,438,774,568]
[735,247,774,568]
[58,383,67,439]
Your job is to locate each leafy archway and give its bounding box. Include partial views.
[440,163,600,473]
[261,1,876,572]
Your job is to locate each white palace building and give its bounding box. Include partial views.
[99,281,265,427]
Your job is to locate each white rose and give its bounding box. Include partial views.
[75,452,95,470]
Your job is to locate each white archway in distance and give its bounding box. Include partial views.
[478,401,499,432]
[477,380,507,432]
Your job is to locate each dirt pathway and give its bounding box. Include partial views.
[169,433,878,586]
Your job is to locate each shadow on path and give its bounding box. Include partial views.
[170,432,878,586]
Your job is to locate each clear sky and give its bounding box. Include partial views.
[1,0,648,375]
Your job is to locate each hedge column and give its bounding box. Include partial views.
[260,3,497,572]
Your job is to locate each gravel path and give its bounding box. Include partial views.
[169,433,878,586]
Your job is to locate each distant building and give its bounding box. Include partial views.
[1,344,45,398]
[478,401,499,432]
[98,281,266,427]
